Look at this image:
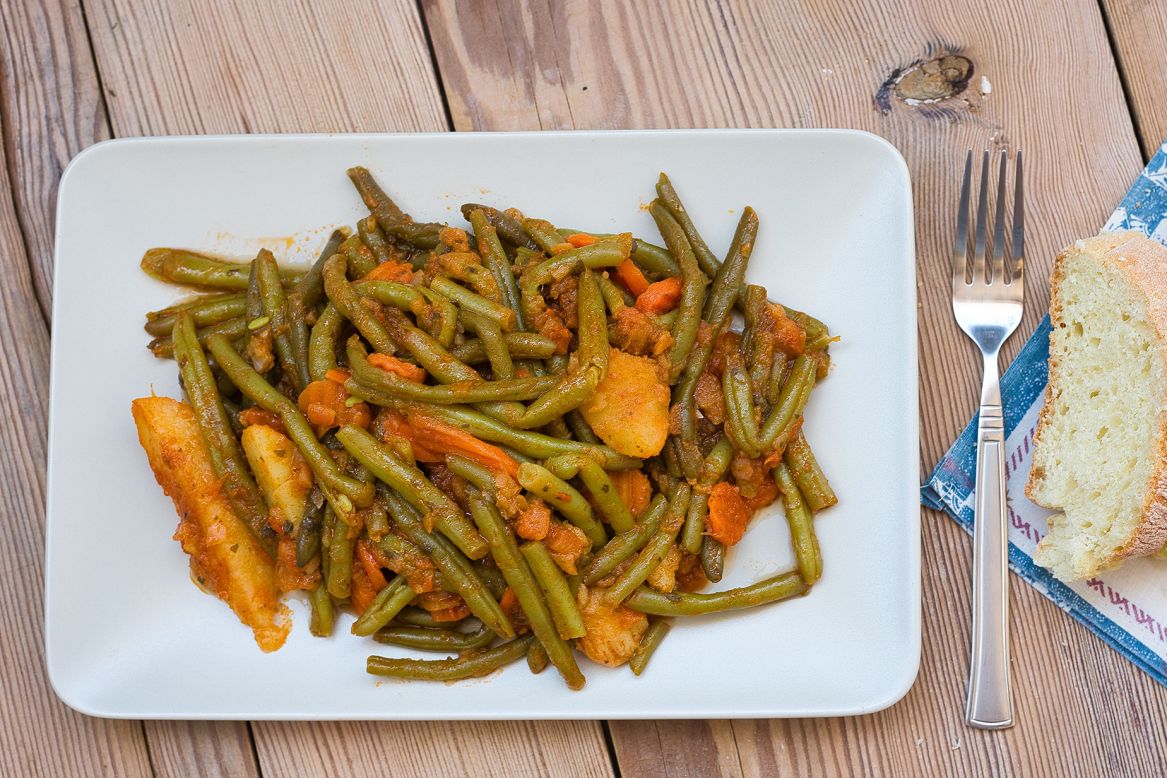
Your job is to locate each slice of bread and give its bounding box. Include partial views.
[1027,231,1167,581]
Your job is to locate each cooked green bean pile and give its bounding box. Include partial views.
[141,168,838,688]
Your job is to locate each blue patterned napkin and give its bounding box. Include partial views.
[922,144,1167,687]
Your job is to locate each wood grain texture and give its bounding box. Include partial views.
[1101,0,1167,160]
[423,0,1167,774]
[82,2,613,775]
[85,0,447,136]
[0,99,151,778]
[251,721,615,778]
[0,0,110,317]
[142,721,260,778]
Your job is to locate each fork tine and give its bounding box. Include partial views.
[953,150,973,286]
[971,150,991,284]
[1011,150,1024,285]
[990,150,1008,284]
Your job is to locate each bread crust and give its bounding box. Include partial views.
[1028,232,1167,574]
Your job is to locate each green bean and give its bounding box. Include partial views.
[513,366,601,429]
[545,454,635,534]
[394,606,458,629]
[309,583,335,637]
[346,166,444,250]
[758,355,817,449]
[358,216,394,266]
[431,276,516,332]
[451,333,558,364]
[627,570,808,616]
[352,279,426,313]
[145,293,246,336]
[602,485,690,606]
[655,173,720,279]
[375,622,495,652]
[380,308,525,424]
[649,202,708,383]
[352,576,417,637]
[468,491,585,689]
[322,254,396,355]
[205,335,375,508]
[785,431,837,513]
[443,453,500,494]
[632,238,680,277]
[582,494,667,585]
[701,536,725,583]
[347,338,555,404]
[521,541,587,640]
[383,492,514,639]
[681,437,734,554]
[469,209,526,331]
[630,620,671,675]
[296,497,325,567]
[566,409,601,445]
[464,312,513,379]
[340,234,378,278]
[520,217,564,253]
[367,634,534,681]
[326,508,355,599]
[463,203,539,250]
[141,248,301,290]
[254,249,304,391]
[390,402,643,469]
[173,314,275,553]
[723,362,762,459]
[335,425,488,559]
[526,641,550,674]
[148,316,249,359]
[785,307,832,351]
[576,270,609,374]
[472,560,508,600]
[596,273,631,314]
[287,229,347,389]
[775,462,821,585]
[519,236,630,299]
[513,462,606,547]
[307,303,344,381]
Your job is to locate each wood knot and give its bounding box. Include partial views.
[875,54,975,113]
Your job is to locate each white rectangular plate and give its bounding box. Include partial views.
[46,130,919,719]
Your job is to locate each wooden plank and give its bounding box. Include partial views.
[1100,0,1167,159]
[142,721,260,778]
[251,721,614,778]
[0,0,110,315]
[421,0,1167,774]
[83,2,614,775]
[0,100,152,778]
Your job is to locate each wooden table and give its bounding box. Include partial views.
[4,1,1167,774]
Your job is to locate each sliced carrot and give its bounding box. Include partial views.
[565,233,598,248]
[356,539,389,592]
[614,258,650,297]
[237,406,285,433]
[706,482,750,546]
[635,276,683,314]
[406,414,520,477]
[609,469,652,518]
[349,563,378,616]
[367,353,427,383]
[499,587,530,634]
[324,367,352,385]
[514,500,551,541]
[376,409,442,462]
[362,260,414,283]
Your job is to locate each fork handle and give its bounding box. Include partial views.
[966,352,1014,729]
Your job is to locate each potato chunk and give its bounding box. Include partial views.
[240,424,313,536]
[579,348,669,458]
[132,397,289,652]
[575,584,649,667]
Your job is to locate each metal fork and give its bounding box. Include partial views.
[952,149,1024,730]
